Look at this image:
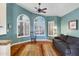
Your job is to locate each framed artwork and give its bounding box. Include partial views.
[68,20,78,30]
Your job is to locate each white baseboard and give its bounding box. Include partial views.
[11,39,51,46]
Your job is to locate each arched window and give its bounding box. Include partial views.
[17,14,30,38]
[34,16,45,36]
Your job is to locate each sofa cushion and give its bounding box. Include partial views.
[66,36,79,44]
[69,43,79,48]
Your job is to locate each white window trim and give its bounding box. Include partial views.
[34,16,46,36]
[17,14,30,38]
[48,21,54,37]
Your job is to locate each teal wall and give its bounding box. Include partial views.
[0,3,61,43]
[61,8,79,37]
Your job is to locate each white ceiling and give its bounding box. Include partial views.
[17,3,79,17]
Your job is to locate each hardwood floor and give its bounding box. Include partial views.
[11,41,63,56]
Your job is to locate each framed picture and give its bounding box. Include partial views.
[68,20,78,30]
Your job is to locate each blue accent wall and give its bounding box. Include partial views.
[61,8,79,37]
[0,3,61,43]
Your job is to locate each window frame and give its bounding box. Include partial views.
[34,16,46,36]
[17,14,30,38]
[48,21,54,36]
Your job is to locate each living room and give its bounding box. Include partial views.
[0,3,79,56]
